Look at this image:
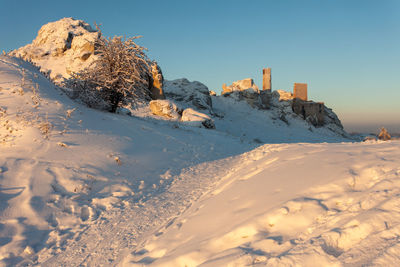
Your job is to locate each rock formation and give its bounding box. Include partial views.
[378,127,391,141]
[10,18,100,82]
[163,78,212,111]
[149,100,181,120]
[11,17,166,106]
[149,99,215,129]
[181,108,215,129]
[221,78,263,108]
[150,63,165,100]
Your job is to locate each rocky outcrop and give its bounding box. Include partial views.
[273,90,293,101]
[10,18,100,82]
[11,18,166,102]
[149,100,215,129]
[163,78,212,111]
[222,78,266,108]
[181,108,215,129]
[150,63,165,100]
[222,78,259,94]
[149,100,181,120]
[378,127,391,141]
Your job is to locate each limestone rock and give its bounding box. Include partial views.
[378,127,391,141]
[164,78,212,111]
[273,90,293,101]
[181,108,215,129]
[222,78,262,108]
[150,63,165,100]
[10,18,100,82]
[324,106,344,129]
[222,78,259,94]
[149,100,181,120]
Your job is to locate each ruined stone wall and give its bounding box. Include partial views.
[293,83,308,101]
[292,99,324,126]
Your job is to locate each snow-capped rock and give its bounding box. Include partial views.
[222,78,259,94]
[181,108,215,129]
[273,89,293,101]
[149,99,181,120]
[10,18,100,82]
[221,78,263,108]
[164,78,213,111]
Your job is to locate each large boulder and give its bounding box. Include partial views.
[163,78,212,111]
[149,100,181,120]
[181,108,215,129]
[10,18,100,82]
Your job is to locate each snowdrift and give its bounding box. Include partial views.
[126,141,400,266]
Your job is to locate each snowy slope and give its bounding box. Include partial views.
[0,55,255,265]
[123,141,400,266]
[1,55,399,267]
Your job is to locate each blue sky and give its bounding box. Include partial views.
[1,0,399,133]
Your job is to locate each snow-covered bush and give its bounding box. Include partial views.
[65,28,153,112]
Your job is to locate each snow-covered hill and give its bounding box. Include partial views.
[1,53,399,266]
[0,55,256,265]
[9,18,350,142]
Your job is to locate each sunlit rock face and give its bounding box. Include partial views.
[273,90,293,102]
[222,78,262,108]
[149,99,181,120]
[222,78,259,95]
[150,63,165,100]
[10,17,100,82]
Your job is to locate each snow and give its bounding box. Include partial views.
[1,55,400,266]
[181,108,215,129]
[125,141,400,266]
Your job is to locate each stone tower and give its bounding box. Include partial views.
[293,83,307,101]
[262,68,271,91]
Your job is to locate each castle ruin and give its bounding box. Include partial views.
[222,67,326,126]
[262,68,271,91]
[291,82,324,126]
[293,83,307,101]
[292,98,324,126]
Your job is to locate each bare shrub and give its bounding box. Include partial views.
[64,26,154,112]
